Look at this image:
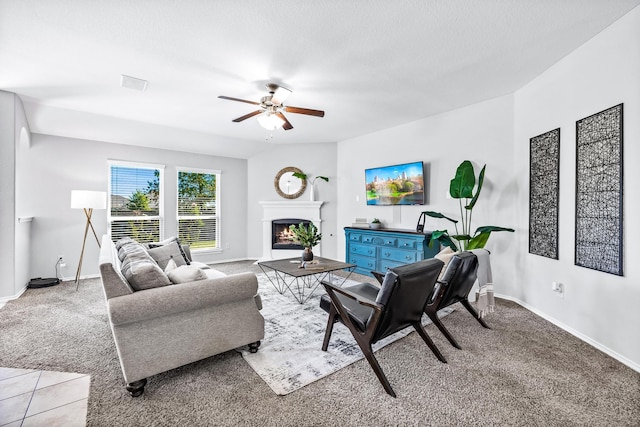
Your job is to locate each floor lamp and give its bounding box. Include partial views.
[71,190,106,289]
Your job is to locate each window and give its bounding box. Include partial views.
[109,162,164,243]
[177,168,220,251]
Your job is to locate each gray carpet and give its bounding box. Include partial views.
[1,260,638,426]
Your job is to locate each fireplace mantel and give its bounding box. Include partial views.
[259,201,324,260]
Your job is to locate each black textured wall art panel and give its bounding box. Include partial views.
[575,104,623,276]
[529,128,560,259]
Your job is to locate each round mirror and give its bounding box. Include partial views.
[274,166,307,199]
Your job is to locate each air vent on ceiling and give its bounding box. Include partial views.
[120,74,148,92]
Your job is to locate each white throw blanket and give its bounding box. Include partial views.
[470,249,494,318]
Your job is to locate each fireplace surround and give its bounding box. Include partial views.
[259,201,323,260]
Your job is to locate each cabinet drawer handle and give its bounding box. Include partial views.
[406,255,412,260]
[403,243,410,247]
[368,249,373,254]
[384,252,390,257]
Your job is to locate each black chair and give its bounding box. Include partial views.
[424,251,490,350]
[319,258,445,397]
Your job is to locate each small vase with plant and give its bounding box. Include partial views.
[292,171,329,201]
[289,222,322,261]
[422,160,514,252]
[370,218,382,229]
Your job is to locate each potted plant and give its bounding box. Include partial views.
[292,171,329,201]
[422,160,514,251]
[289,222,322,261]
[370,218,382,229]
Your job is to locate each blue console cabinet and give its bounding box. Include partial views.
[344,227,440,277]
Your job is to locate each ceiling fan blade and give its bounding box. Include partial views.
[271,86,292,105]
[218,95,261,106]
[276,112,294,130]
[232,110,263,122]
[284,106,325,117]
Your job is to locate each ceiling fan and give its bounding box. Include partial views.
[218,83,325,131]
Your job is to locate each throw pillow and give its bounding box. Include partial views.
[167,265,208,284]
[434,246,459,280]
[147,242,187,270]
[147,237,191,265]
[164,258,177,273]
[117,238,172,291]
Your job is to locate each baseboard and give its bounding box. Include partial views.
[0,285,28,306]
[495,293,640,374]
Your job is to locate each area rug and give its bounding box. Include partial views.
[240,274,453,395]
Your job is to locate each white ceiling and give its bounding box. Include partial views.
[1,0,638,159]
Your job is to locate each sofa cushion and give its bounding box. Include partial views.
[147,237,191,265]
[116,238,171,291]
[167,265,208,284]
[147,241,187,270]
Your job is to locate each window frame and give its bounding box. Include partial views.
[108,160,165,243]
[176,166,221,253]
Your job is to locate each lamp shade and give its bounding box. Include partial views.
[71,190,107,209]
[257,113,285,130]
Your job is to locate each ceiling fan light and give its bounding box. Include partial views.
[271,86,292,105]
[257,112,285,130]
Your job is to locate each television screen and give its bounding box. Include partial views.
[365,161,425,205]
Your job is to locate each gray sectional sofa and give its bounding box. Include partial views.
[98,235,265,396]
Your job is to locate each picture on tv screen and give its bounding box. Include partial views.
[365,161,425,205]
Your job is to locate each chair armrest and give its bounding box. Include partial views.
[321,281,381,310]
[426,279,448,307]
[108,272,258,326]
[371,271,385,285]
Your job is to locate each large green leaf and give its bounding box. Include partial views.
[467,226,515,249]
[449,160,475,199]
[422,211,458,224]
[467,232,490,249]
[466,164,486,210]
[475,225,515,234]
[429,230,459,252]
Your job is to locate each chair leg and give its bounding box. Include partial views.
[425,309,461,349]
[360,344,396,398]
[461,300,491,329]
[413,323,447,363]
[321,305,339,351]
[248,341,261,353]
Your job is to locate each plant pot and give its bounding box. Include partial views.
[370,223,381,229]
[302,247,314,261]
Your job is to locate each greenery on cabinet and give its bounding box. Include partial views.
[422,160,514,252]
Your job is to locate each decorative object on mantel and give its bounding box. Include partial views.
[421,160,514,251]
[288,222,322,261]
[71,190,107,289]
[292,171,329,201]
[274,166,307,199]
[529,128,560,260]
[575,104,623,276]
[369,218,382,229]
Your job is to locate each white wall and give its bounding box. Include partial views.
[18,134,249,282]
[513,7,640,368]
[247,142,338,260]
[336,95,518,291]
[0,91,32,299]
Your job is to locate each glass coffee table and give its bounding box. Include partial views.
[258,257,356,304]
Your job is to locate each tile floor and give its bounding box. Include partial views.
[0,367,89,427]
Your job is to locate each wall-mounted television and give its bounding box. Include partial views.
[365,161,425,205]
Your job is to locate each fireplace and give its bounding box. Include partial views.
[272,219,311,249]
[259,201,324,261]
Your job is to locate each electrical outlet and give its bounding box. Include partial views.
[225,243,230,249]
